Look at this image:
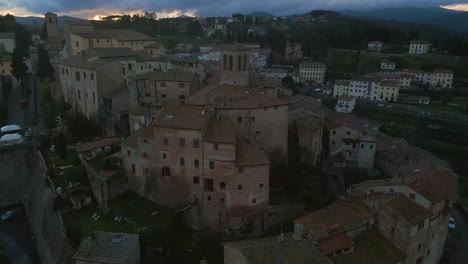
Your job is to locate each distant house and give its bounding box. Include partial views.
[368,41,383,52]
[175,42,194,52]
[285,41,303,60]
[144,43,166,58]
[409,40,431,55]
[335,96,356,114]
[76,137,121,161]
[398,94,430,105]
[73,231,140,264]
[380,61,396,70]
[299,61,327,84]
[0,32,16,53]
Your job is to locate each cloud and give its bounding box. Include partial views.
[0,0,465,18]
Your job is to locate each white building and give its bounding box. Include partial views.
[431,69,453,88]
[368,41,383,52]
[335,96,356,113]
[0,32,16,53]
[249,48,270,69]
[409,40,431,55]
[299,61,326,84]
[259,68,288,80]
[380,61,396,70]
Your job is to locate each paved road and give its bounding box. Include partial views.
[448,205,468,263]
[0,205,40,264]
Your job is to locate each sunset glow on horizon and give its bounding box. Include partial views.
[441,3,468,11]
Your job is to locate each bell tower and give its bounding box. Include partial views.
[220,44,250,86]
[45,12,59,38]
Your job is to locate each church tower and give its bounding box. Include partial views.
[220,44,250,86]
[45,12,59,38]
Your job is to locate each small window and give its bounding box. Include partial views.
[238,185,242,190]
[142,152,148,158]
[332,140,335,145]
[180,157,185,166]
[193,139,199,148]
[417,221,425,231]
[75,41,79,47]
[237,116,242,123]
[161,94,167,99]
[251,116,255,122]
[220,182,226,189]
[259,183,264,188]
[427,250,431,256]
[332,130,336,135]
[209,161,214,169]
[131,164,135,174]
[164,138,168,145]
[204,178,214,192]
[252,198,256,204]
[417,243,422,251]
[96,38,100,43]
[214,143,218,150]
[410,193,416,200]
[207,196,211,201]
[416,257,423,264]
[370,144,374,149]
[162,152,167,159]
[361,144,364,149]
[91,73,94,80]
[347,131,351,136]
[193,176,200,184]
[160,82,166,87]
[75,71,80,81]
[179,138,185,147]
[127,150,131,156]
[194,159,199,168]
[162,167,171,176]
[143,138,148,143]
[238,167,243,173]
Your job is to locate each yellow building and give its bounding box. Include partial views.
[378,80,400,102]
[69,28,156,56]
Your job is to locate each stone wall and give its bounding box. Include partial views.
[24,150,74,264]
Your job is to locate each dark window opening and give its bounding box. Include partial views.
[180,157,185,166]
[162,167,171,176]
[179,138,185,146]
[209,161,214,169]
[193,177,199,184]
[238,185,242,190]
[194,159,199,168]
[220,182,226,189]
[193,139,199,148]
[204,178,214,192]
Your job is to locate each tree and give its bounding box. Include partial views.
[281,75,295,90]
[11,48,28,81]
[187,20,202,37]
[37,45,54,78]
[66,111,100,140]
[57,132,67,159]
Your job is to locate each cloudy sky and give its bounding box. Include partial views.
[0,0,467,19]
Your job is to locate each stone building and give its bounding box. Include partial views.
[64,21,156,56]
[73,232,140,264]
[368,41,383,52]
[285,41,303,61]
[129,71,200,108]
[299,61,326,84]
[378,80,400,102]
[56,48,162,118]
[144,43,166,58]
[286,95,324,166]
[45,12,59,38]
[0,54,12,76]
[220,44,251,86]
[335,96,356,114]
[187,83,289,163]
[169,56,207,84]
[326,119,376,169]
[76,137,121,161]
[121,105,270,233]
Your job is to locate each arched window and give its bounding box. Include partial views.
[238,55,242,71]
[229,55,233,71]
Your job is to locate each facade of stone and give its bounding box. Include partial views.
[299,61,326,84]
[285,41,303,61]
[219,44,251,86]
[121,105,270,232]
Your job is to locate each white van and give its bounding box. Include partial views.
[0,133,23,145]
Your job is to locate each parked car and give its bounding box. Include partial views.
[448,217,456,230]
[1,208,21,220]
[377,104,385,107]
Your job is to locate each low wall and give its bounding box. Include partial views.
[23,150,74,264]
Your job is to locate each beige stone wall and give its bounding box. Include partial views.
[220,50,250,86]
[0,59,12,76]
[69,34,90,56]
[112,39,156,52]
[328,126,360,155]
[378,84,399,102]
[145,46,166,57]
[297,124,323,166]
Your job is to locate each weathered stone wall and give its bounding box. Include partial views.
[24,150,74,264]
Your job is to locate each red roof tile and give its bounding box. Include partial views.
[76,137,121,153]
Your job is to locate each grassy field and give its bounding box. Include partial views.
[62,192,222,263]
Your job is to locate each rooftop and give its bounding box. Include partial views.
[73,28,154,41]
[338,96,354,102]
[73,231,139,263]
[221,43,251,51]
[65,20,93,26]
[130,70,195,82]
[204,120,236,144]
[223,233,332,264]
[384,195,432,225]
[379,80,400,87]
[187,83,288,109]
[334,80,350,86]
[319,234,354,256]
[332,229,405,264]
[121,124,153,149]
[410,40,430,45]
[75,137,121,153]
[153,105,207,131]
[434,68,453,74]
[294,199,373,240]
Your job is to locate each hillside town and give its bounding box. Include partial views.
[0,4,467,264]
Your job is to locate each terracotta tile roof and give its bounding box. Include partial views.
[236,138,270,166]
[128,107,152,116]
[187,83,288,109]
[334,80,350,86]
[351,76,382,83]
[384,195,432,225]
[74,28,154,41]
[294,199,373,241]
[73,231,139,263]
[221,43,251,51]
[319,234,354,255]
[75,137,120,153]
[204,120,236,144]
[333,229,405,264]
[433,68,453,74]
[154,105,207,131]
[130,71,195,82]
[223,233,333,264]
[121,124,153,149]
